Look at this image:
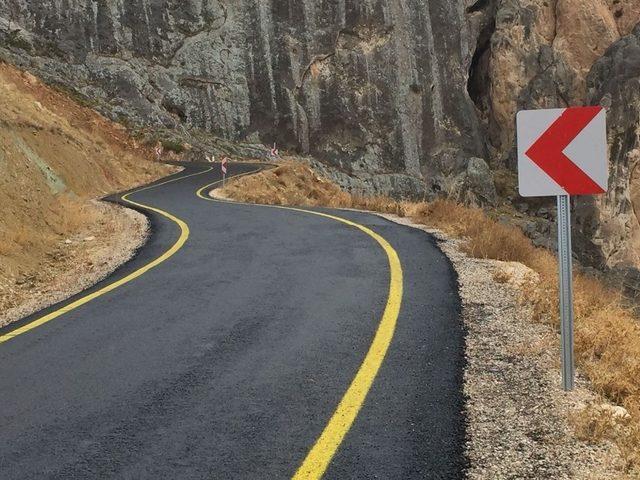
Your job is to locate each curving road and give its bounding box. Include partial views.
[0,163,465,479]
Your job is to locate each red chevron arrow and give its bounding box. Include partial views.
[525,106,605,195]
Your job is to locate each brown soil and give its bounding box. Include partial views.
[0,62,174,325]
[1,203,149,328]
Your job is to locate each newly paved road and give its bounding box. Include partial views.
[0,163,465,479]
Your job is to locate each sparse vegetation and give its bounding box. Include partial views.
[220,162,407,215]
[50,82,95,109]
[492,268,512,284]
[221,160,640,475]
[161,139,186,154]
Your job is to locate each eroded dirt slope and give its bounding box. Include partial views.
[0,62,172,325]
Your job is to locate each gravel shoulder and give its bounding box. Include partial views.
[381,214,624,480]
[0,202,149,328]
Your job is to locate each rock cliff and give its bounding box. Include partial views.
[0,0,491,198]
[473,0,640,270]
[579,25,640,269]
[1,0,640,270]
[480,0,639,165]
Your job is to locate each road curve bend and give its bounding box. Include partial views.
[0,163,465,479]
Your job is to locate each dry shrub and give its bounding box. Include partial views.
[464,222,536,264]
[571,403,640,471]
[222,161,640,473]
[406,200,482,236]
[407,199,540,265]
[493,268,512,284]
[571,404,631,444]
[577,308,640,402]
[523,250,640,471]
[350,195,408,216]
[223,163,351,208]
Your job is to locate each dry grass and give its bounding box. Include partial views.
[0,62,173,321]
[222,160,640,476]
[406,200,542,265]
[221,163,352,207]
[221,162,406,215]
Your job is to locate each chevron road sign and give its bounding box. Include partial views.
[517,106,607,197]
[221,157,229,186]
[517,106,608,392]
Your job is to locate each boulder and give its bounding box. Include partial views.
[462,157,498,207]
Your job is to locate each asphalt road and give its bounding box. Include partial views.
[0,163,465,479]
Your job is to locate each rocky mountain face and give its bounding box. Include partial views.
[0,0,639,270]
[480,0,639,164]
[0,0,488,198]
[580,25,640,269]
[475,0,640,270]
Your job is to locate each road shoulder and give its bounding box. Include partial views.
[382,214,623,480]
[0,202,149,329]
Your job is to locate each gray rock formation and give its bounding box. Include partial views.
[0,0,492,199]
[2,0,640,270]
[461,157,498,206]
[576,25,640,269]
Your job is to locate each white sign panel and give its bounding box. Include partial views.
[517,107,608,197]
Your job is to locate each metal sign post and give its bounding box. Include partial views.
[221,157,228,186]
[556,195,575,391]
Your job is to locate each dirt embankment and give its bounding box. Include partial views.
[0,62,173,326]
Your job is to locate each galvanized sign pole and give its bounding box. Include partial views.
[221,158,228,187]
[556,195,575,391]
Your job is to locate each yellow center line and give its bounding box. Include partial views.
[0,166,215,345]
[3,162,405,479]
[196,168,404,480]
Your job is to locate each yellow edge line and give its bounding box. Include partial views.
[0,166,215,345]
[196,171,404,480]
